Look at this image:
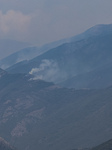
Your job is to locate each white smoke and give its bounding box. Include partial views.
[29,59,64,83]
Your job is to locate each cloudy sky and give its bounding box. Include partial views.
[0,0,112,46]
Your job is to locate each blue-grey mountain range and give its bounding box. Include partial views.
[0,24,112,150]
[5,24,112,89]
[1,24,112,70]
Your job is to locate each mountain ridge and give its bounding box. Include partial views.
[1,23,112,70]
[6,32,112,89]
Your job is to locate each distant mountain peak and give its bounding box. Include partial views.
[85,24,112,36]
[69,23,112,43]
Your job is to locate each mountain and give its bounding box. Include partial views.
[91,139,112,150]
[0,25,88,70]
[0,38,70,70]
[0,69,112,150]
[6,25,112,88]
[0,137,17,150]
[74,24,112,39]
[0,39,30,60]
[1,24,112,150]
[41,24,112,48]
[0,46,42,69]
[2,24,111,71]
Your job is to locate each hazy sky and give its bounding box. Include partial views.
[0,0,112,46]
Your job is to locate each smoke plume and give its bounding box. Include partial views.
[29,59,65,83]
